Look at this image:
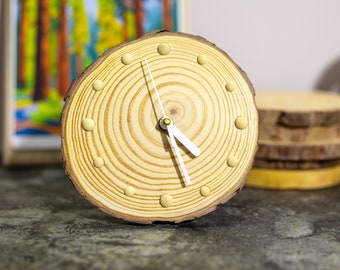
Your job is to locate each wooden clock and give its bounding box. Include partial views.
[61,31,258,224]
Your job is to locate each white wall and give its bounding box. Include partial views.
[187,0,340,92]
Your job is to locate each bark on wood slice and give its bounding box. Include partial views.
[61,31,258,224]
[253,158,340,170]
[258,123,340,142]
[256,91,340,127]
[246,165,340,190]
[256,139,340,161]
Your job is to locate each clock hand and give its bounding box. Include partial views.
[167,122,191,185]
[143,58,198,185]
[170,124,201,157]
[144,57,166,118]
[159,117,200,157]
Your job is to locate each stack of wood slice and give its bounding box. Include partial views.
[247,91,340,189]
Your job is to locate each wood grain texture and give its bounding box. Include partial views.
[247,165,340,190]
[256,91,340,127]
[61,31,258,224]
[258,123,340,142]
[256,139,340,161]
[253,158,340,170]
[252,91,340,189]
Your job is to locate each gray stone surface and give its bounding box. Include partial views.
[0,167,339,270]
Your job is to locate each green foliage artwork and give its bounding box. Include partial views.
[15,0,180,137]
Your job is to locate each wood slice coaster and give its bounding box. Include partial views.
[253,158,340,170]
[256,91,340,127]
[246,165,340,190]
[258,123,340,142]
[61,31,258,224]
[256,139,340,161]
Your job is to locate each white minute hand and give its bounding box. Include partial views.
[167,123,191,185]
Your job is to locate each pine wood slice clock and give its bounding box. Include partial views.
[61,31,258,224]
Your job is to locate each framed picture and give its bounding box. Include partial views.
[1,0,186,166]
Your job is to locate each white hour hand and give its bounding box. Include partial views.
[168,124,201,157]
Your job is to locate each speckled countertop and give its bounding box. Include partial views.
[0,167,339,270]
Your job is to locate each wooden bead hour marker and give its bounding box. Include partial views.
[227,156,239,167]
[157,43,171,55]
[124,186,135,197]
[160,194,173,208]
[200,186,211,197]
[92,80,104,91]
[235,116,248,130]
[197,54,208,65]
[81,118,95,131]
[225,81,236,92]
[121,53,133,65]
[93,157,104,168]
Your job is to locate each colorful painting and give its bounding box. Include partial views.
[13,0,182,149]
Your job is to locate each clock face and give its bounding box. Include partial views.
[61,31,258,224]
